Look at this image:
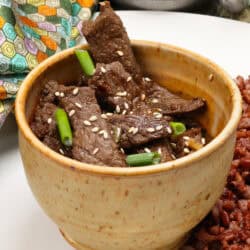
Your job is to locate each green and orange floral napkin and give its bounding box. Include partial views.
[0,0,97,127]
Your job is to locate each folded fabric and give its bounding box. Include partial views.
[0,0,97,128]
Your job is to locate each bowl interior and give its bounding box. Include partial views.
[25,41,234,140]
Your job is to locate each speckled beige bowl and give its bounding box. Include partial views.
[15,41,242,250]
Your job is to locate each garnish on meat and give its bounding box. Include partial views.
[30,1,207,167]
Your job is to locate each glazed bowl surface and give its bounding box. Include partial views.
[15,40,242,250]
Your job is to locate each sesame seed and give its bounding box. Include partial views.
[122,110,127,115]
[167,127,172,134]
[184,148,190,154]
[128,127,135,133]
[75,102,82,109]
[89,115,97,122]
[201,137,206,145]
[99,130,108,139]
[171,154,176,159]
[101,67,107,73]
[114,96,120,100]
[116,91,127,97]
[156,125,163,131]
[73,88,79,95]
[117,50,124,56]
[92,148,99,155]
[92,127,99,133]
[116,105,121,113]
[184,141,189,146]
[141,94,146,101]
[101,114,108,119]
[152,98,159,103]
[83,120,91,126]
[147,127,155,133]
[120,148,125,154]
[127,76,132,82]
[69,110,75,117]
[103,131,108,139]
[129,111,133,114]
[158,148,162,154]
[47,118,52,124]
[144,147,151,153]
[124,102,129,109]
[55,92,60,96]
[116,127,121,138]
[133,127,139,135]
[170,143,176,148]
[144,77,151,82]
[60,92,65,97]
[153,112,163,119]
[106,113,113,116]
[209,74,214,81]
[183,136,190,141]
[59,148,64,155]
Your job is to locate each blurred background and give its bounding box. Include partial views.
[108,0,250,22]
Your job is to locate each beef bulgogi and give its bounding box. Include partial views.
[30,1,206,167]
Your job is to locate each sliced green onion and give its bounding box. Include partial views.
[169,122,186,136]
[75,49,95,76]
[126,152,161,167]
[55,108,73,147]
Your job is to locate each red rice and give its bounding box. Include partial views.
[182,76,250,250]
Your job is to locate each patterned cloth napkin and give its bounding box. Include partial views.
[0,0,97,127]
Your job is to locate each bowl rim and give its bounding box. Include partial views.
[15,40,242,176]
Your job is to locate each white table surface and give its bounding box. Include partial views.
[1,11,250,250]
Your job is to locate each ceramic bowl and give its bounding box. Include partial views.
[15,41,242,250]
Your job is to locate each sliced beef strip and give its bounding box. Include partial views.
[56,85,126,167]
[136,139,175,163]
[172,128,203,158]
[140,79,205,115]
[88,62,141,112]
[82,1,141,81]
[43,136,72,157]
[30,103,57,139]
[31,80,73,156]
[39,80,58,104]
[108,114,172,149]
[30,102,71,156]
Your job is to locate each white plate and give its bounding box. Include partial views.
[1,11,250,250]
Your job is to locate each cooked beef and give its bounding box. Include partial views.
[43,136,72,157]
[31,81,73,156]
[141,79,205,115]
[39,80,58,104]
[31,103,57,139]
[55,84,126,167]
[30,101,72,156]
[30,3,208,168]
[76,74,89,87]
[88,62,141,112]
[82,1,141,81]
[172,128,203,157]
[178,117,204,130]
[136,139,175,163]
[108,114,172,149]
